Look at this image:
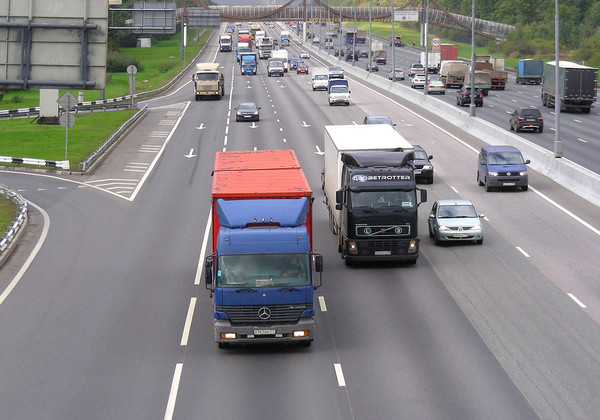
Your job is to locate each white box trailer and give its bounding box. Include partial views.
[323,125,414,225]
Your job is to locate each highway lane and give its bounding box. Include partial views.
[305,23,600,174]
[0,26,598,418]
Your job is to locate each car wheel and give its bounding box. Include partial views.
[522,185,528,191]
[428,224,434,238]
[515,125,520,132]
[538,127,543,133]
[477,171,484,186]
[476,238,483,245]
[434,234,442,246]
[509,122,514,131]
[485,180,493,192]
[427,176,433,184]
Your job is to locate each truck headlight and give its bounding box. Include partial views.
[220,332,236,340]
[408,240,418,254]
[347,241,358,255]
[293,330,309,338]
[519,171,527,176]
[488,171,499,177]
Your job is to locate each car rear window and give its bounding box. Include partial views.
[520,109,541,117]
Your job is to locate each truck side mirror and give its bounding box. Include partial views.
[314,254,323,272]
[420,189,428,204]
[204,256,213,288]
[525,159,531,164]
[335,189,343,205]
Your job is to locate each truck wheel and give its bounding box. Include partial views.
[218,342,229,349]
[485,180,493,192]
[477,172,484,186]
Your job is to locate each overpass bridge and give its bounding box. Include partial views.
[181,0,514,40]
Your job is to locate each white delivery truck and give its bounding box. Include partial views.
[271,49,289,72]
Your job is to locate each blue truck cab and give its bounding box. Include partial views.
[240,52,258,75]
[477,145,530,191]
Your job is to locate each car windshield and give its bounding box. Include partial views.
[331,86,347,93]
[315,75,328,80]
[330,67,341,72]
[414,150,429,160]
[216,253,310,287]
[195,72,218,81]
[520,109,541,117]
[489,152,524,165]
[238,103,256,110]
[367,116,392,125]
[438,205,477,218]
[350,190,416,209]
[270,61,283,66]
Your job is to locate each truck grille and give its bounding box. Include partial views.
[366,240,402,255]
[355,224,411,237]
[217,304,312,325]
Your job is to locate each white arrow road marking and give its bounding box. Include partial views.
[315,145,324,155]
[250,122,259,129]
[195,123,205,130]
[185,148,197,158]
[302,121,311,127]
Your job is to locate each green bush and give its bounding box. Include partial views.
[157,61,178,73]
[107,50,144,73]
[587,52,600,67]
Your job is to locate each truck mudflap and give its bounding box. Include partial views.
[342,237,419,264]
[214,317,315,347]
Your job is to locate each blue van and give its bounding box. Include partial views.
[477,145,530,191]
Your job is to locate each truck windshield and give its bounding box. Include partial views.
[242,59,256,65]
[349,190,416,209]
[489,152,524,165]
[216,254,311,288]
[196,73,218,81]
[330,86,348,93]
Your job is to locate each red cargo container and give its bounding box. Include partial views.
[210,150,313,252]
[433,44,458,61]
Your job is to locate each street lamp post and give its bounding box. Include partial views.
[554,0,562,157]
[469,0,476,117]
[423,0,429,94]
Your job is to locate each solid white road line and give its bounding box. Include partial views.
[194,209,213,286]
[567,293,587,308]
[318,295,327,312]
[0,200,49,305]
[516,246,530,258]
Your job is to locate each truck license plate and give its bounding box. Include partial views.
[375,250,391,256]
[254,329,276,335]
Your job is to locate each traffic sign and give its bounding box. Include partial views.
[59,113,76,129]
[432,37,441,47]
[57,91,77,110]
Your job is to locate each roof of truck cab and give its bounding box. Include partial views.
[325,124,414,152]
[195,63,219,72]
[213,150,300,172]
[212,168,311,198]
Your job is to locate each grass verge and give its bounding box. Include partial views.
[0,195,18,240]
[0,29,210,170]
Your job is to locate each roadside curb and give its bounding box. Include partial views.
[0,185,28,268]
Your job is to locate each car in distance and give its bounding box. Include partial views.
[456,86,483,107]
[328,66,344,79]
[345,49,359,61]
[509,108,544,133]
[312,36,320,44]
[408,63,425,77]
[428,199,484,245]
[363,115,395,126]
[426,80,446,95]
[299,51,310,59]
[366,61,379,72]
[358,49,369,58]
[413,145,434,183]
[477,145,530,191]
[388,68,405,80]
[288,57,302,71]
[296,62,309,74]
[235,102,261,122]
[410,74,430,89]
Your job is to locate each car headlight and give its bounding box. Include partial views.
[438,225,450,231]
[253,111,259,115]
[470,225,482,231]
[422,165,433,170]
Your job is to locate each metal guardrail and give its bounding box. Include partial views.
[0,184,28,266]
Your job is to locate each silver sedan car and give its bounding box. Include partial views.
[428,199,484,245]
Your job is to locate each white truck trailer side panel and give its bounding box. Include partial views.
[323,125,415,226]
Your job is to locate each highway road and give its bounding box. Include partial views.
[0,24,599,419]
[306,23,600,174]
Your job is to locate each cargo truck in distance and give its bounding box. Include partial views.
[192,63,224,100]
[516,59,543,84]
[280,30,290,46]
[474,57,508,90]
[371,41,387,64]
[205,150,323,347]
[323,125,427,265]
[257,36,273,59]
[440,61,468,88]
[420,51,441,73]
[218,34,232,52]
[464,70,492,96]
[541,61,598,113]
[390,35,402,46]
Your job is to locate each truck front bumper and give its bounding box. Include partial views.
[343,237,419,263]
[214,317,315,345]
